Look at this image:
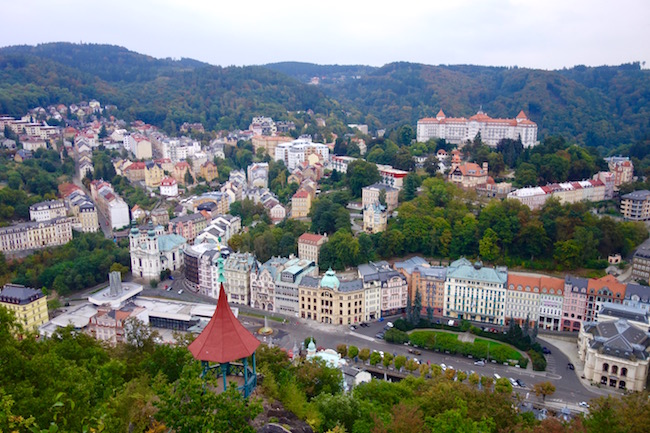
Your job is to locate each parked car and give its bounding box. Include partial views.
[516,379,527,388]
[166,286,173,291]
[386,321,394,328]
[474,360,486,366]
[360,322,369,327]
[178,289,184,294]
[542,346,552,354]
[375,332,385,339]
[350,325,357,330]
[579,401,590,408]
[509,378,518,387]
[440,363,447,371]
[567,363,575,370]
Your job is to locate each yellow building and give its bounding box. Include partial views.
[299,269,365,325]
[200,161,219,182]
[291,189,312,218]
[0,284,48,332]
[145,162,165,188]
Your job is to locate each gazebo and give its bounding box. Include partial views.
[188,259,260,397]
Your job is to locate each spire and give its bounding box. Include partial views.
[436,109,446,120]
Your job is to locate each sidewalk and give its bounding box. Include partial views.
[538,335,623,398]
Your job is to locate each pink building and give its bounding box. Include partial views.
[562,276,589,331]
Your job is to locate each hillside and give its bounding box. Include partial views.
[316,62,650,147]
[0,43,334,132]
[1,43,649,147]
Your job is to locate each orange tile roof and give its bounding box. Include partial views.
[298,233,326,244]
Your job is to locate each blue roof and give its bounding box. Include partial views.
[158,234,186,252]
[394,256,429,274]
[446,258,507,284]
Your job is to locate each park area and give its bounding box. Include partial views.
[408,330,527,367]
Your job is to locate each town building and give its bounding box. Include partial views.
[160,177,178,197]
[274,137,329,170]
[270,203,286,223]
[537,276,566,331]
[394,257,447,318]
[376,164,409,189]
[247,162,269,188]
[144,161,165,188]
[443,258,508,325]
[0,217,73,254]
[562,276,589,332]
[620,190,650,221]
[299,269,365,325]
[274,258,318,316]
[249,116,277,136]
[251,135,291,157]
[0,284,48,332]
[29,200,67,222]
[168,212,208,244]
[330,155,357,173]
[585,275,626,321]
[195,215,242,245]
[505,273,542,327]
[124,161,146,182]
[362,183,399,213]
[223,252,256,306]
[578,303,650,391]
[358,261,408,316]
[250,257,289,312]
[61,187,99,233]
[90,180,130,230]
[623,283,650,312]
[449,162,489,189]
[507,179,606,210]
[363,203,388,234]
[173,161,191,185]
[123,134,152,160]
[183,243,229,298]
[291,189,312,218]
[605,156,634,187]
[200,161,219,182]
[297,233,328,265]
[193,192,230,216]
[129,224,186,280]
[416,109,538,148]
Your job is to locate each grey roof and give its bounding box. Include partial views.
[415,266,447,280]
[393,256,429,274]
[584,319,650,360]
[565,275,589,291]
[622,190,650,201]
[171,213,205,224]
[364,182,398,192]
[625,283,650,303]
[0,284,43,305]
[358,261,405,285]
[634,247,650,260]
[300,276,320,288]
[340,279,364,292]
[599,302,650,324]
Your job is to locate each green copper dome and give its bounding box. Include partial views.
[320,268,340,289]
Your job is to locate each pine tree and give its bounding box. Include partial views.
[413,290,422,325]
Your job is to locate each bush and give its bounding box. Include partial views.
[149,279,158,288]
[528,349,547,371]
[384,328,409,344]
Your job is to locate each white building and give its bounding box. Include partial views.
[161,137,201,163]
[123,134,152,160]
[160,177,178,197]
[274,137,329,170]
[129,224,187,281]
[90,180,130,230]
[443,258,508,325]
[358,261,408,316]
[330,155,358,174]
[29,200,67,222]
[247,162,269,188]
[417,109,538,148]
[223,252,256,306]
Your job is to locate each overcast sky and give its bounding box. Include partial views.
[3,0,649,69]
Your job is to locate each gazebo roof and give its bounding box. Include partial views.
[188,284,260,363]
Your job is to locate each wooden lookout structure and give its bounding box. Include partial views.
[188,264,260,397]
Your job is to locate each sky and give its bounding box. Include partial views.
[3,0,649,70]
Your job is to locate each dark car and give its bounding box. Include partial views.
[360,322,369,327]
[375,332,385,339]
[516,379,526,388]
[542,347,552,354]
[567,363,575,370]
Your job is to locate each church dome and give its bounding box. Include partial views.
[320,268,340,289]
[307,338,316,352]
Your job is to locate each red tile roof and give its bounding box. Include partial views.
[188,284,260,363]
[298,233,327,245]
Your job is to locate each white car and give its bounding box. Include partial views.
[440,363,447,371]
[474,360,486,366]
[579,401,590,408]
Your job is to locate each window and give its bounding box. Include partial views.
[612,365,618,375]
[621,368,627,377]
[602,363,609,372]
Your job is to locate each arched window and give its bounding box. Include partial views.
[621,368,627,377]
[600,376,608,385]
[612,365,618,374]
[619,381,626,389]
[602,363,609,372]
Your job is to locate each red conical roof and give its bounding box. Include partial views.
[516,110,527,119]
[188,284,260,363]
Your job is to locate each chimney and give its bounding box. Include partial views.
[482,162,488,173]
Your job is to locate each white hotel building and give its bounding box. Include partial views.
[274,137,329,170]
[417,109,538,148]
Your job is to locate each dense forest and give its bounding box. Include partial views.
[1,43,649,147]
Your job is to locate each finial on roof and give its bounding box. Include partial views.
[217,254,226,283]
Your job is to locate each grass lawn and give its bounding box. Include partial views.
[473,338,522,361]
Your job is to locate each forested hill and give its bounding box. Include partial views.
[1,42,648,147]
[308,61,650,147]
[0,43,333,132]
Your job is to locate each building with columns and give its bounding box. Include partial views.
[129,224,186,281]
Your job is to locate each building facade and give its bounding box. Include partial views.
[0,217,73,254]
[299,269,365,325]
[358,261,408,316]
[443,258,508,325]
[297,233,328,265]
[129,225,186,281]
[621,190,650,221]
[417,109,538,148]
[29,200,66,222]
[363,203,388,234]
[362,183,399,213]
[562,276,589,332]
[0,284,48,332]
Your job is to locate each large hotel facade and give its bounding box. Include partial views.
[417,109,538,148]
